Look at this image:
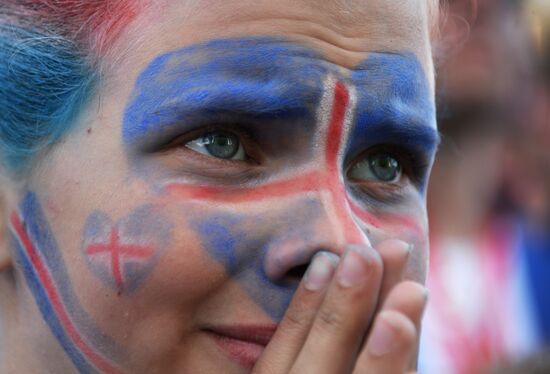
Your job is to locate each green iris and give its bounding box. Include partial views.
[186,131,245,160]
[203,132,240,159]
[349,153,402,182]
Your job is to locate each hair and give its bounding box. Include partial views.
[0,0,443,175]
[0,1,143,174]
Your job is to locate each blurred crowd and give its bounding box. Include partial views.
[419,0,550,373]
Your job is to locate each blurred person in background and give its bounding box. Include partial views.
[419,0,547,373]
[503,0,550,352]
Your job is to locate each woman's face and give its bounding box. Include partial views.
[7,0,437,372]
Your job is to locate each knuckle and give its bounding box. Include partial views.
[400,320,417,345]
[315,305,347,333]
[388,311,417,345]
[283,307,312,331]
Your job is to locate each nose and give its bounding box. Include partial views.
[263,194,371,283]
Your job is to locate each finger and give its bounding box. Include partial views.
[381,281,428,370]
[290,244,383,374]
[253,251,339,374]
[377,240,412,304]
[354,281,427,374]
[382,281,427,330]
[354,310,417,374]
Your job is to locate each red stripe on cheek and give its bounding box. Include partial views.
[348,201,382,229]
[10,213,123,374]
[349,203,425,238]
[165,171,322,202]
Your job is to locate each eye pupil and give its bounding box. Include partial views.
[369,154,400,181]
[203,132,239,159]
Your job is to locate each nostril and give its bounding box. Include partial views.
[264,239,343,282]
[279,251,340,284]
[285,263,310,281]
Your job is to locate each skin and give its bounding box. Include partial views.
[0,0,436,373]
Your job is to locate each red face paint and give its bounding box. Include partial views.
[165,76,424,243]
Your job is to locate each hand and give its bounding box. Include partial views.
[253,240,427,374]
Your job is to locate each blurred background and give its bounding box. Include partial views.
[419,0,550,373]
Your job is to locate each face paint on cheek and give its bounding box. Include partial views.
[81,205,172,294]
[194,214,294,321]
[9,192,128,374]
[191,201,323,322]
[349,203,425,239]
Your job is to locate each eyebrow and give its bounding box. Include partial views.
[349,120,440,156]
[348,51,439,156]
[125,77,318,138]
[122,37,328,145]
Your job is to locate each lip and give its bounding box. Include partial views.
[204,324,278,369]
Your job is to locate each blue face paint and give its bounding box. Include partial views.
[123,36,439,321]
[122,37,329,149]
[347,52,439,191]
[193,200,323,321]
[123,38,438,185]
[10,192,126,373]
[82,205,172,294]
[195,216,295,321]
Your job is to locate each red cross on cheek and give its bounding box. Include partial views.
[85,228,154,292]
[166,77,422,243]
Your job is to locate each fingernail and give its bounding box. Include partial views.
[337,245,374,288]
[304,252,339,291]
[386,239,413,257]
[368,311,399,357]
[398,241,413,256]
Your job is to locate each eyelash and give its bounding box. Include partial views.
[161,124,262,165]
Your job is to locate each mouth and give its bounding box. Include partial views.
[203,324,278,369]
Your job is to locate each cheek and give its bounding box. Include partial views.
[165,198,323,321]
[59,194,230,364]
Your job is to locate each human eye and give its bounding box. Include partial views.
[184,131,246,161]
[345,145,431,204]
[348,151,402,183]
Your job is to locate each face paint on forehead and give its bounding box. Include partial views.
[346,52,439,192]
[9,193,127,374]
[122,37,331,148]
[122,36,435,222]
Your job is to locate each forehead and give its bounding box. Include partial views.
[113,0,433,86]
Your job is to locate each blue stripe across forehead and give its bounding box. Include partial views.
[122,37,330,145]
[349,52,437,151]
[123,37,437,158]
